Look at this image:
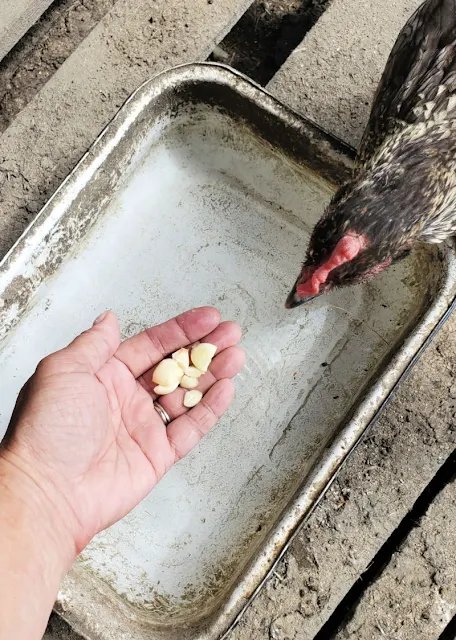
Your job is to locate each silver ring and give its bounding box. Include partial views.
[154,401,171,426]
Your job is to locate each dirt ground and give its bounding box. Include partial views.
[0,0,330,133]
[44,616,79,640]
[0,0,117,133]
[210,0,332,85]
[334,475,456,640]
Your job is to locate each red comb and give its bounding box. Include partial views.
[297,233,368,297]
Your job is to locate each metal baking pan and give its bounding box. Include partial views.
[1,64,455,640]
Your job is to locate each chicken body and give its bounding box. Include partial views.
[286,0,456,308]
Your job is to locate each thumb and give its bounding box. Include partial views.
[56,311,121,374]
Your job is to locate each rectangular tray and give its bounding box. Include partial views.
[1,63,455,640]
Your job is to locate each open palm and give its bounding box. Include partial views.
[3,307,244,552]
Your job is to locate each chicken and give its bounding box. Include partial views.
[286,0,456,309]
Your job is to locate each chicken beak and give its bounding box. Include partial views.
[285,280,318,308]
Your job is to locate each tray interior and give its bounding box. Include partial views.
[0,96,443,629]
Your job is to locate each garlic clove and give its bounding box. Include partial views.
[154,382,179,395]
[184,390,203,407]
[184,366,203,378]
[190,343,217,372]
[180,375,199,389]
[152,359,184,386]
[172,347,190,370]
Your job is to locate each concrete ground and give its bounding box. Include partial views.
[0,0,454,638]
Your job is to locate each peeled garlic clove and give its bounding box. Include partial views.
[184,366,203,379]
[180,375,199,389]
[152,359,184,386]
[172,347,190,370]
[154,382,179,395]
[190,343,217,372]
[184,390,203,407]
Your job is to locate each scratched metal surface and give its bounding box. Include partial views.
[0,65,455,640]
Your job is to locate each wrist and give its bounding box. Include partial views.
[0,453,77,639]
[0,450,76,573]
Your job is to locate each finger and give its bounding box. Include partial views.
[166,379,235,460]
[47,311,120,375]
[202,320,242,351]
[138,320,242,397]
[157,346,244,419]
[115,307,221,378]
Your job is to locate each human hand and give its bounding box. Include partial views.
[0,307,244,558]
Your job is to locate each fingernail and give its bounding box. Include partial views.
[94,311,108,325]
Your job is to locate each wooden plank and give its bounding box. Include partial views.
[267,0,421,149]
[335,479,456,640]
[0,0,55,61]
[0,0,254,259]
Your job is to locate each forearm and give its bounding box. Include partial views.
[0,455,75,640]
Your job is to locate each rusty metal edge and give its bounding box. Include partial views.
[1,63,455,640]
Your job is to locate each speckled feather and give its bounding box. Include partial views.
[286,0,456,306]
[356,0,456,245]
[359,0,456,163]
